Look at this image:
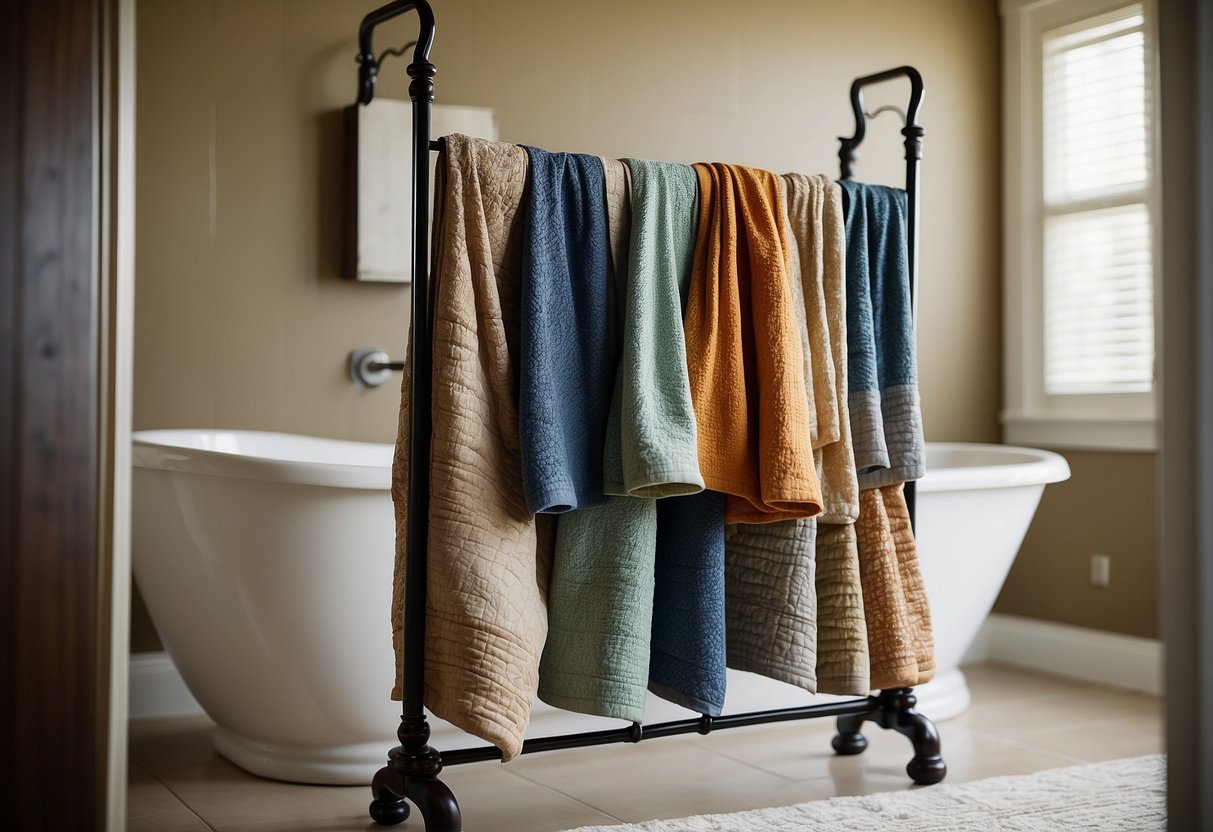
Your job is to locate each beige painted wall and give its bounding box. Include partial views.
[132,0,1002,650]
[994,450,1158,639]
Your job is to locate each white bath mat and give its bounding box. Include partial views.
[561,755,1165,831]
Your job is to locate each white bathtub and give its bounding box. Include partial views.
[132,431,1069,785]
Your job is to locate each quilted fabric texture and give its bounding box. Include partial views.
[813,522,871,695]
[839,181,925,489]
[519,147,615,514]
[724,518,819,692]
[684,162,822,524]
[391,135,546,761]
[855,483,935,690]
[602,160,705,499]
[539,162,661,722]
[649,489,728,715]
[785,174,859,523]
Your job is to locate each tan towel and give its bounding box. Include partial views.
[813,522,871,695]
[685,162,821,524]
[784,173,858,523]
[855,483,935,690]
[391,135,546,761]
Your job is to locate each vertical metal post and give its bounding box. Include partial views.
[361,3,462,828]
[402,52,436,725]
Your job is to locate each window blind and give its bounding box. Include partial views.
[1041,5,1154,395]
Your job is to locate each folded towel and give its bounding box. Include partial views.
[601,160,705,499]
[855,483,935,689]
[685,162,822,524]
[391,135,546,761]
[538,159,666,721]
[814,522,871,695]
[724,517,819,692]
[519,147,615,514]
[839,181,925,488]
[538,496,657,720]
[785,174,859,522]
[649,490,728,715]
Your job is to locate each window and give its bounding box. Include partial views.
[1002,0,1159,451]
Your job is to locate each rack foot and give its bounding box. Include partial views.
[831,688,947,786]
[369,717,463,830]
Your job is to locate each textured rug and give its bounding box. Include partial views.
[562,755,1165,831]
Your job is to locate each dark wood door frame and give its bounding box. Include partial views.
[1160,0,1213,828]
[1,0,112,828]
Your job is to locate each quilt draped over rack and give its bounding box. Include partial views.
[392,134,934,760]
[391,135,548,761]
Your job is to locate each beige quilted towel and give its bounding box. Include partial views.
[814,522,871,695]
[855,483,935,690]
[784,174,859,523]
[391,135,547,761]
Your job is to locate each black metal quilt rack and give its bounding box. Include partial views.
[358,3,943,828]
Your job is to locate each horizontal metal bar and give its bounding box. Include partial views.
[439,697,877,766]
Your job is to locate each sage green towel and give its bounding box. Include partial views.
[538,496,657,720]
[538,158,660,721]
[602,159,704,498]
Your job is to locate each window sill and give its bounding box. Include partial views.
[1001,412,1158,452]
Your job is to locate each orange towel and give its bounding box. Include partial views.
[855,483,935,689]
[684,162,822,524]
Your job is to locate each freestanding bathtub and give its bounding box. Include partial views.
[132,431,1069,785]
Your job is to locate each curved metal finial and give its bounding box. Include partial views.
[839,65,924,180]
[355,0,436,105]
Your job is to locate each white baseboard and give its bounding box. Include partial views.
[962,613,1163,696]
[128,652,203,720]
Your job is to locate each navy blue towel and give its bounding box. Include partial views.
[520,148,615,513]
[648,489,728,716]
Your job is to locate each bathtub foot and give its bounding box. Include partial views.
[369,716,463,830]
[831,688,947,786]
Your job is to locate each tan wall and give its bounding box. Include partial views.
[994,450,1158,639]
[132,0,1002,651]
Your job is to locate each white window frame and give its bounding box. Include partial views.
[1001,0,1162,451]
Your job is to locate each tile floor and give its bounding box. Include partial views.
[127,663,1163,832]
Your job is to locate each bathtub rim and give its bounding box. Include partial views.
[132,428,392,490]
[919,442,1071,493]
[133,430,1070,495]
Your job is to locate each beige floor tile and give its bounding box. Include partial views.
[952,687,1161,738]
[210,764,618,832]
[128,811,213,831]
[128,761,191,820]
[1000,718,1164,763]
[960,662,1093,704]
[128,664,1166,830]
[503,736,830,823]
[129,716,223,777]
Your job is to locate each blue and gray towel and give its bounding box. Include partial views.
[839,181,924,487]
[519,147,616,513]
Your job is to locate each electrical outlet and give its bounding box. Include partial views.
[1090,553,1111,588]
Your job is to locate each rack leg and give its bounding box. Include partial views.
[830,688,947,786]
[369,716,463,830]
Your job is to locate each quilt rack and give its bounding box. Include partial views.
[358,2,945,828]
